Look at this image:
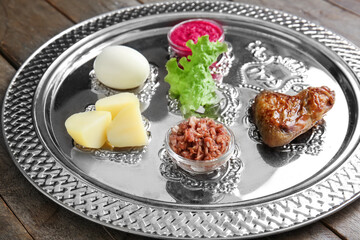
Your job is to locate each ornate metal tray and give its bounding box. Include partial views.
[3,1,360,239]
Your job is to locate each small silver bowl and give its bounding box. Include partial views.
[164,121,235,174]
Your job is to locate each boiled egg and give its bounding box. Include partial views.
[94,45,150,89]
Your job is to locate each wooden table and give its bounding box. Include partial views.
[1,0,359,239]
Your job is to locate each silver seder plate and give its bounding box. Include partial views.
[3,1,360,239]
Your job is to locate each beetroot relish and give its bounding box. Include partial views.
[168,19,224,57]
[169,117,231,161]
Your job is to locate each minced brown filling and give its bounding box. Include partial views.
[169,117,230,160]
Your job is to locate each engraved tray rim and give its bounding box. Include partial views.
[3,1,360,239]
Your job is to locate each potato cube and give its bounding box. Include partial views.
[65,111,111,148]
[107,104,148,148]
[95,92,139,119]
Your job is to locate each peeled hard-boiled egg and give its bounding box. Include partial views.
[94,46,150,89]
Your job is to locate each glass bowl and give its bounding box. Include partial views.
[167,19,225,57]
[164,120,235,174]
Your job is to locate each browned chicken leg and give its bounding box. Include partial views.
[252,86,335,147]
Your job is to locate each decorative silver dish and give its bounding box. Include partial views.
[3,1,360,239]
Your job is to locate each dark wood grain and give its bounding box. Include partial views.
[47,0,140,23]
[328,0,360,16]
[0,197,32,240]
[0,55,15,96]
[322,200,360,239]
[269,222,340,240]
[0,0,73,67]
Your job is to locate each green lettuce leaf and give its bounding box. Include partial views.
[165,35,228,116]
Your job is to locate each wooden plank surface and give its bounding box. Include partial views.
[322,199,360,239]
[0,0,359,239]
[0,197,32,240]
[268,222,340,240]
[328,0,360,17]
[0,0,73,67]
[47,0,140,23]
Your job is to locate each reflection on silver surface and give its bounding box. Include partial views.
[166,181,225,204]
[240,40,307,92]
[159,145,243,196]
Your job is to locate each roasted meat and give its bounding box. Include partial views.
[252,86,335,147]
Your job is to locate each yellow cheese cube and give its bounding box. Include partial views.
[65,111,112,148]
[95,92,139,119]
[107,105,148,148]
